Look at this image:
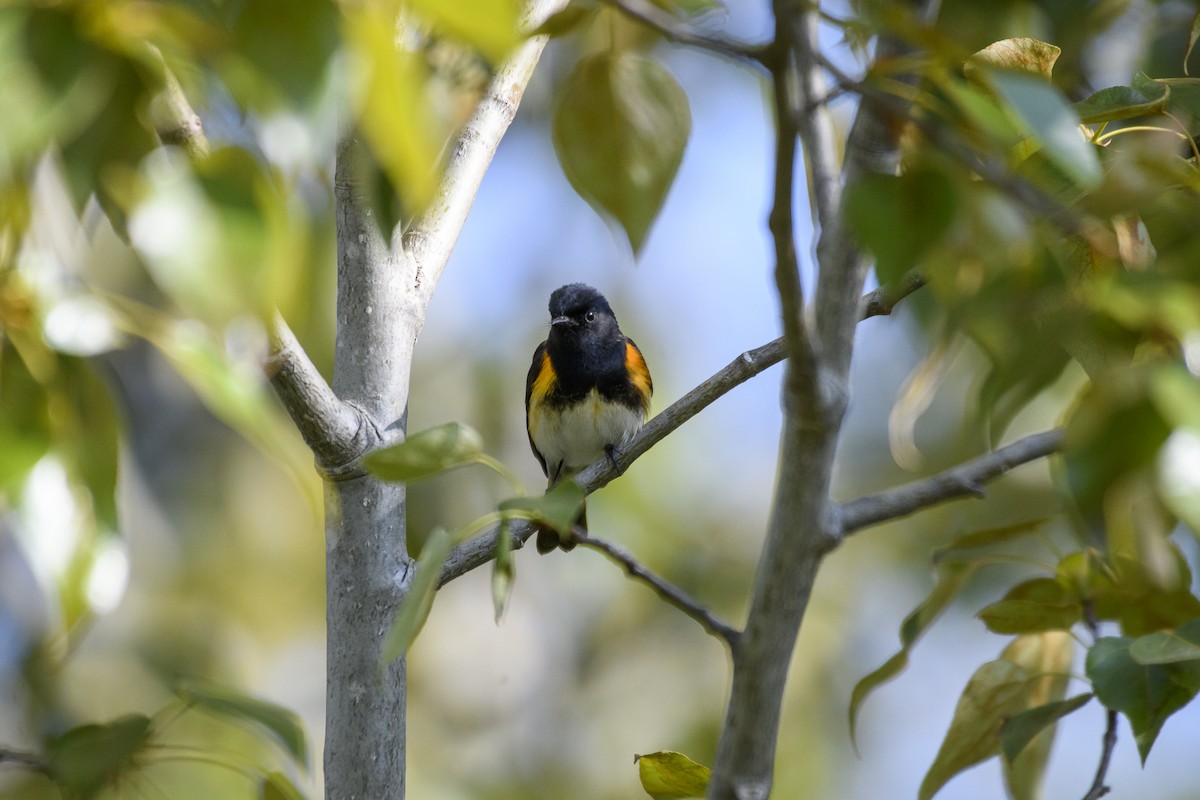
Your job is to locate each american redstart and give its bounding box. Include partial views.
[525,283,653,553]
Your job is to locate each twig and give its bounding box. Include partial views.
[838,429,1065,537]
[0,747,46,772]
[1080,600,1118,800]
[575,529,740,647]
[145,44,209,160]
[602,0,767,66]
[437,279,929,587]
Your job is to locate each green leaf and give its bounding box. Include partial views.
[47,714,153,798]
[918,660,1033,800]
[406,0,521,64]
[849,561,979,745]
[345,8,443,216]
[177,681,309,769]
[492,518,515,623]
[1086,636,1200,762]
[998,632,1075,800]
[635,751,711,799]
[1129,620,1200,665]
[365,423,486,483]
[1075,82,1169,125]
[1000,693,1093,762]
[499,480,586,535]
[553,51,690,253]
[987,69,1101,189]
[845,168,958,285]
[977,578,1082,635]
[979,599,1082,634]
[966,38,1061,79]
[931,519,1048,564]
[261,772,307,800]
[532,4,597,37]
[382,526,455,663]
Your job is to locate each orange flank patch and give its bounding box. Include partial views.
[625,341,653,416]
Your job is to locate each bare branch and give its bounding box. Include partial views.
[859,270,926,319]
[576,530,740,647]
[437,279,927,587]
[602,0,768,66]
[1080,603,1118,800]
[839,429,1065,536]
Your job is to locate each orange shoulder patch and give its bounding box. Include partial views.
[625,340,653,414]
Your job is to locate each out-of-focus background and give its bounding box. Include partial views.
[2,0,1199,798]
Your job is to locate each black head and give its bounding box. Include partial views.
[546,283,620,339]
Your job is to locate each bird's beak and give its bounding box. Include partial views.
[550,315,572,327]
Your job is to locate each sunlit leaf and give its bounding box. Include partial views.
[261,771,308,800]
[846,168,958,285]
[1000,693,1093,762]
[499,480,585,535]
[965,38,1061,79]
[635,751,711,799]
[47,714,153,799]
[999,632,1075,800]
[177,681,309,769]
[1086,636,1200,762]
[382,526,455,662]
[345,7,443,216]
[849,561,980,745]
[1129,620,1200,666]
[553,51,690,253]
[365,422,486,483]
[406,0,521,64]
[918,659,1032,800]
[987,69,1101,189]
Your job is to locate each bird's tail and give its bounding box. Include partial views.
[535,499,586,554]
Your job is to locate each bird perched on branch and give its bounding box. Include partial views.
[525,283,653,553]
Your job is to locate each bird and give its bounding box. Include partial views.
[525,283,653,553]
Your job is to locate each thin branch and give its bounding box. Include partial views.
[858,270,926,319]
[0,747,46,772]
[437,279,927,587]
[1081,601,1118,800]
[838,429,1065,537]
[264,314,377,475]
[602,0,768,66]
[575,530,740,646]
[145,44,209,160]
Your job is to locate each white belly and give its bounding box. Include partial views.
[530,388,644,476]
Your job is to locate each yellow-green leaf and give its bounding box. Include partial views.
[499,480,585,535]
[177,681,309,769]
[553,52,690,253]
[965,38,1061,80]
[382,526,454,662]
[365,422,485,483]
[635,751,711,799]
[406,0,521,64]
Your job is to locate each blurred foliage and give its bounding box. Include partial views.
[2,0,1200,799]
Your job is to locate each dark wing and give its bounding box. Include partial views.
[525,340,550,476]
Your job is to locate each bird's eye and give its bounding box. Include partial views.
[585,310,596,322]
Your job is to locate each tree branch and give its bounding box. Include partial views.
[602,0,768,66]
[576,530,740,646]
[437,278,928,587]
[838,428,1065,537]
[265,314,377,474]
[0,747,46,772]
[1081,601,1118,800]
